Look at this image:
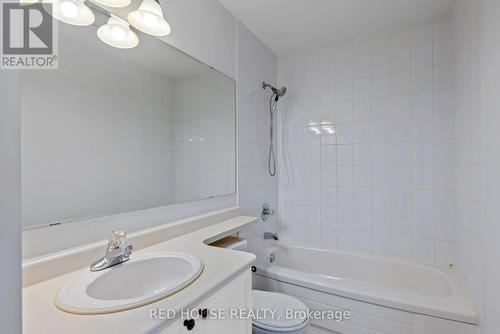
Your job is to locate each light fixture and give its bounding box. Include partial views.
[97,15,139,49]
[92,0,130,8]
[127,0,171,36]
[42,0,95,26]
[19,0,39,5]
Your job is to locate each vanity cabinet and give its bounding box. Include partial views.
[163,270,252,334]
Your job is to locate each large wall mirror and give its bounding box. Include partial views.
[20,19,236,233]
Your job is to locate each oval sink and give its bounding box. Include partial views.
[55,252,203,314]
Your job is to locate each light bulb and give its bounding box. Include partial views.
[110,26,126,40]
[142,12,158,28]
[42,0,94,26]
[60,0,78,18]
[97,15,139,49]
[127,0,171,36]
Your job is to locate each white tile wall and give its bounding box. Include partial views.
[173,72,236,202]
[277,17,454,265]
[480,1,500,332]
[451,0,484,318]
[236,22,278,253]
[21,38,177,227]
[21,30,237,228]
[118,68,176,211]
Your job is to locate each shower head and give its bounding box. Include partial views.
[275,86,287,97]
[263,82,287,99]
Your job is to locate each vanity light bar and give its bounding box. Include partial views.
[28,0,171,49]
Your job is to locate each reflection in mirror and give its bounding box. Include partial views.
[20,21,236,230]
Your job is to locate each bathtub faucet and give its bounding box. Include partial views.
[264,232,279,241]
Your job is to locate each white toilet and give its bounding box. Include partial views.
[224,238,310,333]
[251,290,310,334]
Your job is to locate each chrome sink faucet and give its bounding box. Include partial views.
[90,230,133,272]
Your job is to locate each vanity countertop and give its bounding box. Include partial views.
[22,215,257,334]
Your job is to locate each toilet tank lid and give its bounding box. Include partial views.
[251,290,309,330]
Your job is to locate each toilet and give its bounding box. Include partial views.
[251,290,310,334]
[223,238,310,333]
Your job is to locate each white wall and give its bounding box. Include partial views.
[108,0,237,79]
[482,0,500,331]
[159,0,237,79]
[0,72,22,333]
[451,0,484,319]
[236,22,278,252]
[453,0,500,332]
[277,18,454,265]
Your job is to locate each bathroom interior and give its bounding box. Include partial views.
[2,0,500,333]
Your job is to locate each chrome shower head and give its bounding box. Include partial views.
[263,82,287,99]
[275,86,287,97]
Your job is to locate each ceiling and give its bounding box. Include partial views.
[218,0,454,55]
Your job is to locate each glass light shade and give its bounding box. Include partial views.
[97,15,139,49]
[42,0,94,26]
[127,0,171,36]
[19,0,39,5]
[92,0,130,8]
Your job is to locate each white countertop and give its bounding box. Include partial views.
[23,215,257,334]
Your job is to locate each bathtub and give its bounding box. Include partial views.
[252,244,479,334]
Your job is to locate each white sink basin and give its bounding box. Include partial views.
[55,252,203,314]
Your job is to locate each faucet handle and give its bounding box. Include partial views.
[109,230,127,244]
[112,230,126,240]
[261,203,275,221]
[108,230,127,249]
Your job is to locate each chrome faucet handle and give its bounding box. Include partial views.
[109,230,126,246]
[261,203,275,221]
[107,230,127,253]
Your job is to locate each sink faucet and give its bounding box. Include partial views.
[90,230,133,272]
[264,232,279,241]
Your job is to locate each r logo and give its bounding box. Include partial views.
[2,2,53,54]
[1,1,58,69]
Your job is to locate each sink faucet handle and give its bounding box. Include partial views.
[112,230,126,240]
[109,230,127,247]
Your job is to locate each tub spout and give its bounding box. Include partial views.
[264,232,279,241]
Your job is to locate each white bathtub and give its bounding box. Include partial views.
[253,244,479,334]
